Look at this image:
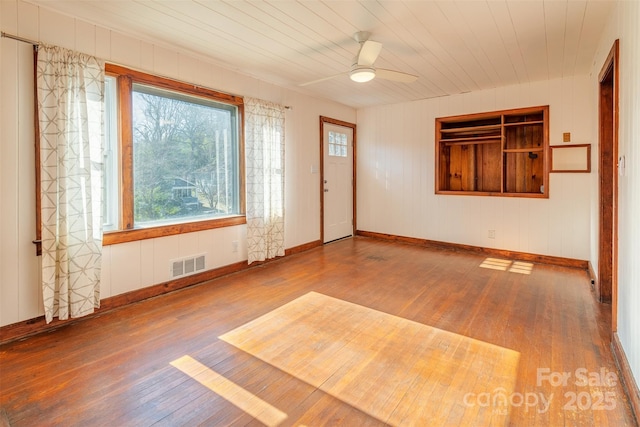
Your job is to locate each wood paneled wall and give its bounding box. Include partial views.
[0,39,40,326]
[591,0,640,417]
[356,28,640,406]
[357,76,593,261]
[0,0,356,327]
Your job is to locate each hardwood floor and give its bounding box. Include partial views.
[0,237,636,426]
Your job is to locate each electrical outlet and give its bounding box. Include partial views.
[488,230,496,239]
[232,240,239,252]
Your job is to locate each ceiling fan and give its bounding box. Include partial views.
[299,31,418,86]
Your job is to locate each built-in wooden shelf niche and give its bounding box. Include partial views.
[435,105,549,198]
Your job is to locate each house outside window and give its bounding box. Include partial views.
[103,65,245,244]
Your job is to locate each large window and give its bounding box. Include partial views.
[103,65,245,245]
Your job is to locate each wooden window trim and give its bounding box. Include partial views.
[103,215,246,245]
[104,64,246,245]
[117,73,134,230]
[34,62,246,254]
[435,105,549,198]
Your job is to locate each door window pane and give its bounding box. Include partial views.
[329,130,348,157]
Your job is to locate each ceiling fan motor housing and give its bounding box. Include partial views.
[350,66,376,82]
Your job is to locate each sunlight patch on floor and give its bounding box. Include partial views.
[170,355,288,426]
[480,257,512,271]
[219,292,520,426]
[509,261,534,275]
[480,258,534,275]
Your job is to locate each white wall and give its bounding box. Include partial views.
[590,0,640,396]
[357,76,593,261]
[0,0,356,327]
[2,4,637,400]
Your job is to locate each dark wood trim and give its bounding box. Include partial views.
[251,240,323,264]
[599,40,620,82]
[434,115,442,196]
[435,190,548,198]
[0,260,244,345]
[543,106,550,196]
[353,124,357,237]
[612,333,640,424]
[33,46,42,256]
[105,64,244,106]
[550,144,591,173]
[436,105,548,123]
[284,239,322,256]
[0,238,322,345]
[598,40,619,314]
[100,261,248,310]
[118,74,134,230]
[588,261,597,292]
[103,215,247,245]
[319,116,357,243]
[611,39,619,321]
[237,102,246,221]
[319,117,325,242]
[249,240,323,267]
[357,230,589,269]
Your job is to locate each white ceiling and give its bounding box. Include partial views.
[29,0,616,108]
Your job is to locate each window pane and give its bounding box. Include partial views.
[103,76,118,231]
[328,131,348,157]
[132,84,239,227]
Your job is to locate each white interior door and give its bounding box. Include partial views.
[323,123,354,243]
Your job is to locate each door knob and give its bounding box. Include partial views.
[324,189,329,192]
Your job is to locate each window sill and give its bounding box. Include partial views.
[103,215,246,246]
[435,190,549,199]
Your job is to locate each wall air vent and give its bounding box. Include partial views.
[172,260,184,277]
[185,258,195,275]
[170,254,207,278]
[195,255,205,271]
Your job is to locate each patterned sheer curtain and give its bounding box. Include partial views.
[245,98,285,264]
[37,44,105,323]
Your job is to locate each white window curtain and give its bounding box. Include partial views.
[37,44,105,323]
[245,98,285,264]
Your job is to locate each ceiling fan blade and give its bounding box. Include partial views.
[298,72,347,87]
[357,40,382,66]
[376,68,418,83]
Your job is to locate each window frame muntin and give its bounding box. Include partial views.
[103,64,245,246]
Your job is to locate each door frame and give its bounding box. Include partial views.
[319,116,357,243]
[597,40,619,329]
